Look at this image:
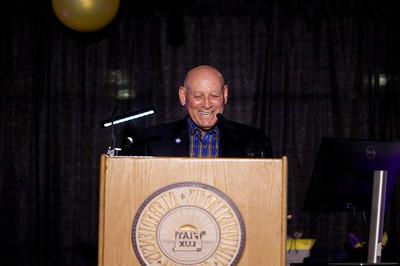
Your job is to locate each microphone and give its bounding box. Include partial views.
[217,113,272,158]
[216,113,238,129]
[125,136,134,145]
[124,136,134,149]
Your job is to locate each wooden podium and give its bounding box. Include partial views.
[98,155,287,266]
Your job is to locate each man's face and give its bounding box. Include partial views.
[179,70,228,131]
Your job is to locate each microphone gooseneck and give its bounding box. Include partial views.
[216,113,235,129]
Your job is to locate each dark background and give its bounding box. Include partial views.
[1,0,400,265]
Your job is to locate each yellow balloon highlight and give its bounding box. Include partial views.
[52,0,120,32]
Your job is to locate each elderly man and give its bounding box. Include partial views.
[133,65,271,158]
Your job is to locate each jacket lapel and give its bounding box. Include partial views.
[169,118,189,157]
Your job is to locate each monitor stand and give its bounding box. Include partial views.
[328,171,399,266]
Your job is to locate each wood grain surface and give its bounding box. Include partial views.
[98,155,287,266]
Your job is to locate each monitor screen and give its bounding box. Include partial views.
[304,138,400,212]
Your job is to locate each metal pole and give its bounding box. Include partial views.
[367,170,387,264]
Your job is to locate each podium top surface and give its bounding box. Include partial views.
[102,154,286,161]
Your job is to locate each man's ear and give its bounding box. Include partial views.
[178,86,187,106]
[223,85,229,104]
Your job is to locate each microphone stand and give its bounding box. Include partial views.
[107,107,121,156]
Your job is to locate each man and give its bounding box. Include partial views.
[132,65,271,158]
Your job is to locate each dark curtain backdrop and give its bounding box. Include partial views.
[1,0,400,265]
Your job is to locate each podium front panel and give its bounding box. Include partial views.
[98,155,287,266]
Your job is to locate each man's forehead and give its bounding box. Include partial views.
[186,81,225,95]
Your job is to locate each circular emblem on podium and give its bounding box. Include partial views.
[132,182,245,266]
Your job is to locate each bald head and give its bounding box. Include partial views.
[184,65,226,89]
[179,65,229,131]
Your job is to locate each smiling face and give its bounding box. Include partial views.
[179,66,229,132]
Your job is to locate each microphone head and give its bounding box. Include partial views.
[125,136,134,145]
[216,113,224,120]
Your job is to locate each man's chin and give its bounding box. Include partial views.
[191,117,218,130]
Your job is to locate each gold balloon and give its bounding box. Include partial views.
[52,0,120,32]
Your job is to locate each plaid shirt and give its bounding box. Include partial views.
[188,118,220,158]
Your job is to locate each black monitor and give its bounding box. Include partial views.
[304,138,400,212]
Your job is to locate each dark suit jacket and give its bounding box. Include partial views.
[127,117,272,158]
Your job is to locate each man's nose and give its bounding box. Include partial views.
[202,97,212,108]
